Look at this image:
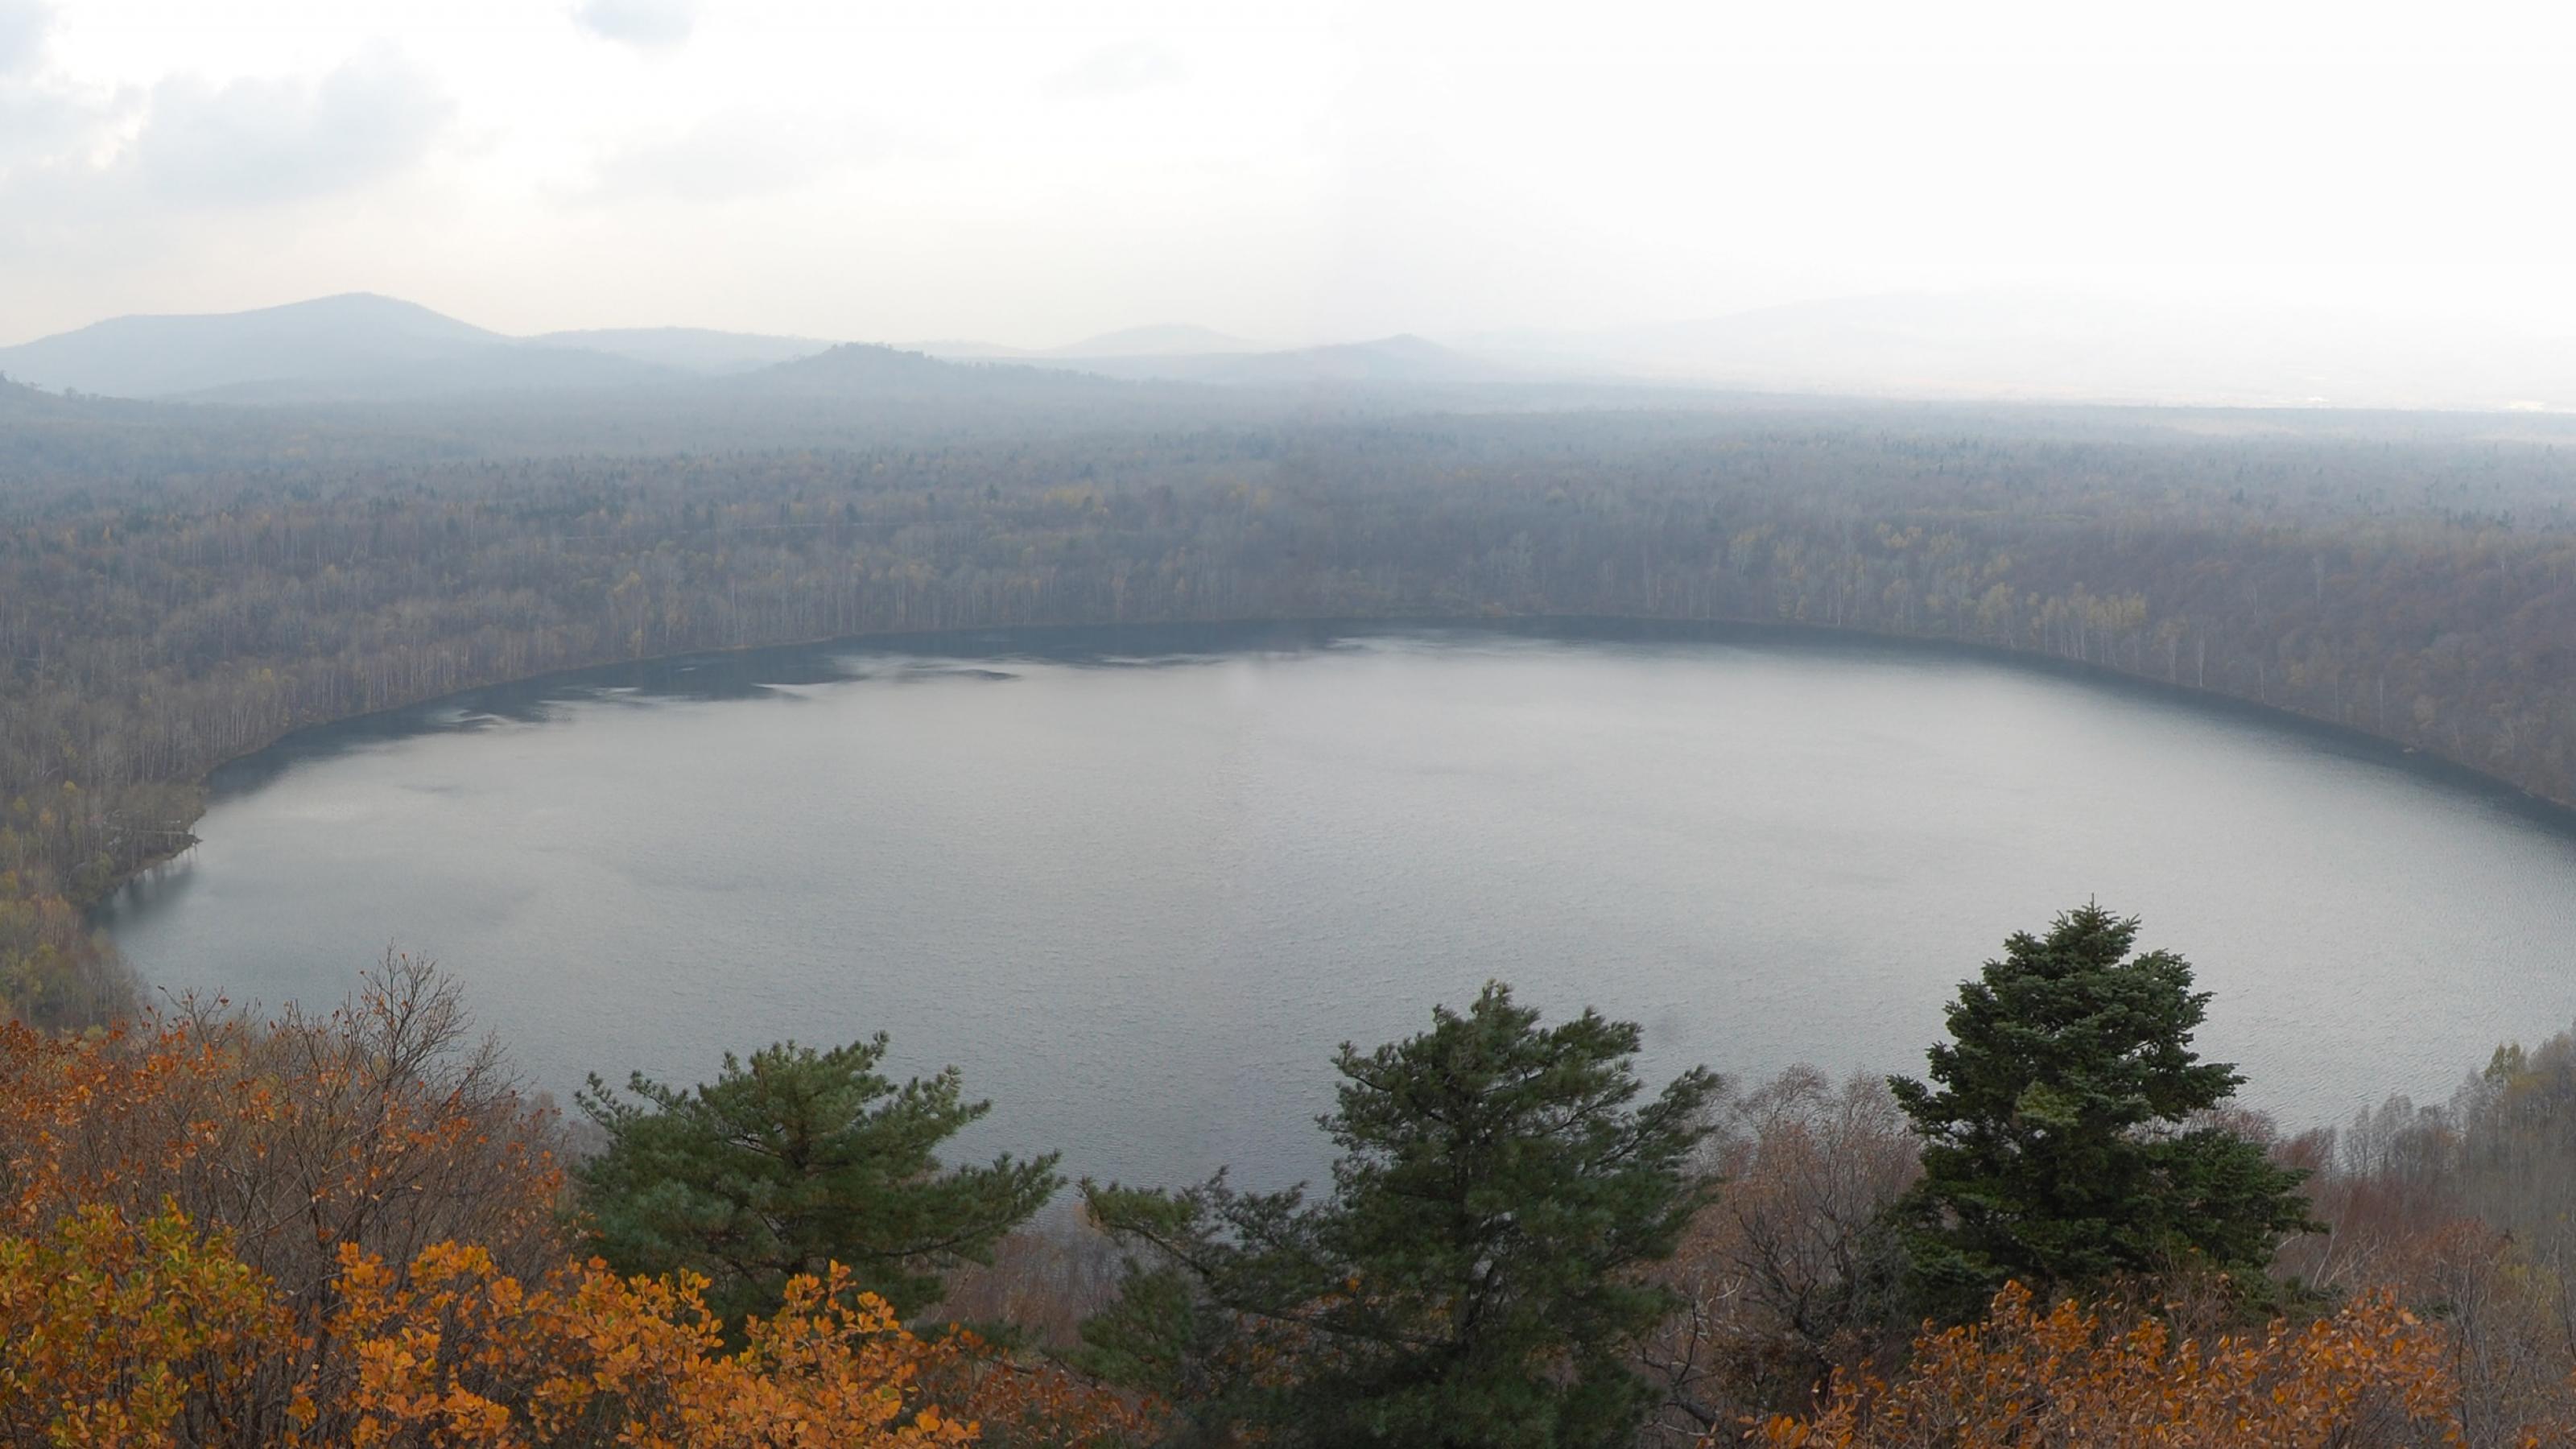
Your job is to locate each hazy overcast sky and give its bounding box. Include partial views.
[4,0,2574,347]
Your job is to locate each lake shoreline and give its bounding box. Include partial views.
[144,610,2576,845]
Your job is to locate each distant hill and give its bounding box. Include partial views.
[527,327,832,374]
[0,294,506,398]
[1023,333,1513,388]
[0,293,684,402]
[184,348,684,405]
[910,324,1258,362]
[0,295,842,402]
[0,376,73,417]
[2,295,1530,407]
[735,343,1127,398]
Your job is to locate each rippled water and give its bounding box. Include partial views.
[101,623,2576,1189]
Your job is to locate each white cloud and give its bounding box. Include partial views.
[1042,40,1184,101]
[0,78,106,178]
[572,0,696,49]
[0,41,452,295]
[10,0,2576,354]
[131,47,453,206]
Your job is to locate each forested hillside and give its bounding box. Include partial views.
[3,388,2574,1022]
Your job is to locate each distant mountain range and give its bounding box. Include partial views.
[743,341,1141,398]
[925,332,1513,387]
[526,326,836,376]
[0,295,1501,404]
[911,324,1261,361]
[8,289,2574,412]
[757,331,1513,397]
[0,295,824,402]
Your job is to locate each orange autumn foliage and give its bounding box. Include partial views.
[0,962,1158,1448]
[0,956,565,1278]
[0,1212,989,1447]
[330,1247,974,1448]
[1745,1282,2462,1449]
[0,1203,284,1447]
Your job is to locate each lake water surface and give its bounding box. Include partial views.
[101,623,2576,1189]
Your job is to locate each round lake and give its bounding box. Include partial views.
[101,623,2576,1189]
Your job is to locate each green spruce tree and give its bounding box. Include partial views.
[1889,903,2315,1319]
[574,1034,1059,1323]
[1081,982,1721,1449]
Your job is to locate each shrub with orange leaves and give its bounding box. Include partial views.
[1744,1282,2462,1449]
[0,952,566,1284]
[0,956,574,1442]
[328,1245,1162,1448]
[0,1202,283,1447]
[327,1245,974,1447]
[0,956,1158,1447]
[0,1210,1154,1447]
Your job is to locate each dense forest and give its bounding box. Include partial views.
[3,379,2574,1024]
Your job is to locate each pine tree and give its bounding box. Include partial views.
[1082,982,1721,1449]
[575,1035,1059,1323]
[1889,904,2315,1318]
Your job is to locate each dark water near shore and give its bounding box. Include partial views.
[101,623,2576,1189]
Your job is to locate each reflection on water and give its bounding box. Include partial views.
[104,622,2576,1190]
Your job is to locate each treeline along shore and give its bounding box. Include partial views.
[4,375,2576,1022]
